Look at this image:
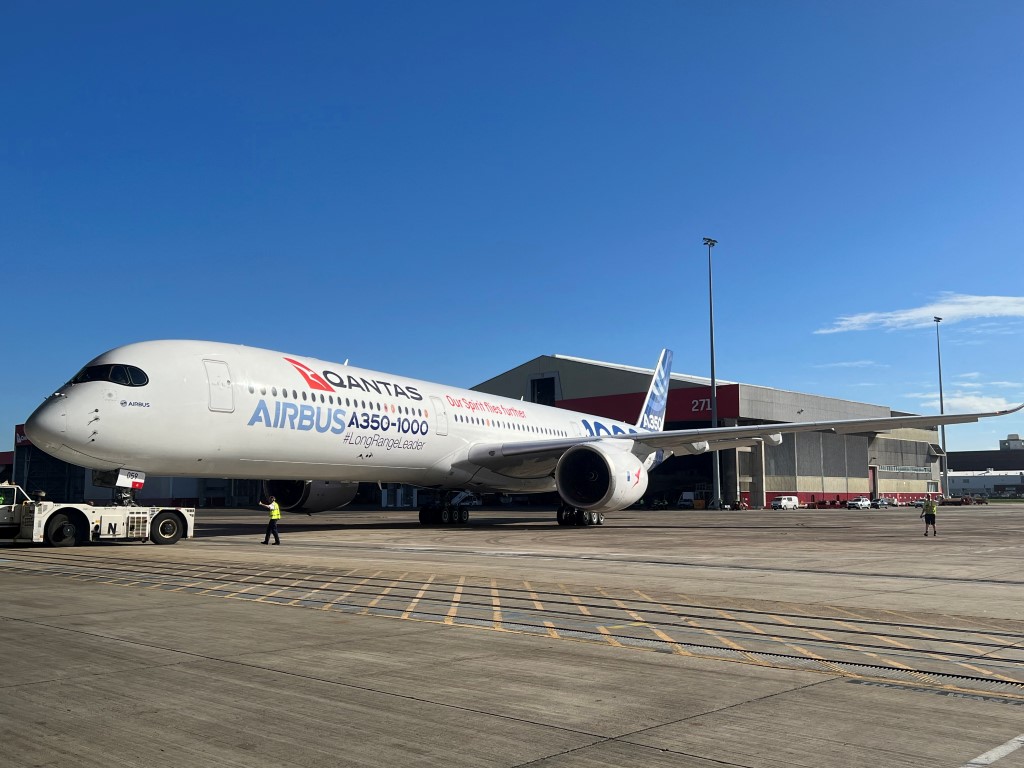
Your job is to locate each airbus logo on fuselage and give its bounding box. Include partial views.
[285,358,423,401]
[581,419,639,437]
[248,400,347,434]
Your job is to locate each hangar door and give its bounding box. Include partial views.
[203,359,235,413]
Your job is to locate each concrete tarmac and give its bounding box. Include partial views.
[2,504,1024,767]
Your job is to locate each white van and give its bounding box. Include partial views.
[770,496,799,510]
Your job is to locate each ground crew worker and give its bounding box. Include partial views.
[921,497,937,537]
[260,495,282,545]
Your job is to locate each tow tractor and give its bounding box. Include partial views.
[0,481,195,547]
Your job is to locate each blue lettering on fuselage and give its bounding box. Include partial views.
[581,419,638,437]
[248,399,347,434]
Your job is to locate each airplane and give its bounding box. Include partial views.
[24,340,1023,526]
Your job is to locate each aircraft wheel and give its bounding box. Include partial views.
[440,507,451,525]
[597,512,605,526]
[46,513,79,547]
[458,507,470,524]
[150,512,183,545]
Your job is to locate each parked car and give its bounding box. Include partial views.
[770,495,799,510]
[912,498,926,507]
[847,497,871,510]
[870,498,891,508]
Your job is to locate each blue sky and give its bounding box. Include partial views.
[3,1,1023,451]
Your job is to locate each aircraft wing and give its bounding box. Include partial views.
[465,403,1024,478]
[630,402,1024,453]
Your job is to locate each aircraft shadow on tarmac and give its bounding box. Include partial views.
[193,508,845,538]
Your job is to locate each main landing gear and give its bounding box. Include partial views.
[556,503,604,527]
[418,493,471,526]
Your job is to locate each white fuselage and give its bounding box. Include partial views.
[26,341,644,493]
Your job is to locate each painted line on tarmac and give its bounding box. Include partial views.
[442,575,464,625]
[490,578,504,630]
[400,574,436,619]
[959,733,1024,766]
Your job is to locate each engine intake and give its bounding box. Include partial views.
[555,443,648,513]
[262,480,359,513]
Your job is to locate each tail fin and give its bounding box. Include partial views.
[637,349,672,432]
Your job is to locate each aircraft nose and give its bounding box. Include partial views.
[25,396,68,450]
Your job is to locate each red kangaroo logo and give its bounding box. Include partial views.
[284,358,335,392]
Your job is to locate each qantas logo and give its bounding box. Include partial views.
[285,358,335,392]
[283,357,423,401]
[628,468,642,487]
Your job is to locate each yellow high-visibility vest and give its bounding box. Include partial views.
[268,502,281,520]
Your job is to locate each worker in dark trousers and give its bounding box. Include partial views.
[921,497,937,537]
[260,495,282,545]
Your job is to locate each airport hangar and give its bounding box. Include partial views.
[474,353,944,508]
[10,353,944,509]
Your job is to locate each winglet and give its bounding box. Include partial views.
[637,349,673,432]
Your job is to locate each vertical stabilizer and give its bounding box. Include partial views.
[637,349,672,432]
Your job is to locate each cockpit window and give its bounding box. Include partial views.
[69,364,149,387]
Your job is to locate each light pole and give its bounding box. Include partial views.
[934,316,948,496]
[704,237,721,508]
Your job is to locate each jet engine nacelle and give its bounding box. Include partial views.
[555,442,649,514]
[262,480,359,513]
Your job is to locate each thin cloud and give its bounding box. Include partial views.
[917,394,1015,413]
[815,293,1024,334]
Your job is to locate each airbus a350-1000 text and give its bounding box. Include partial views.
[24,341,1022,526]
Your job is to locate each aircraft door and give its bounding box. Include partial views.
[203,360,234,413]
[430,396,448,436]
